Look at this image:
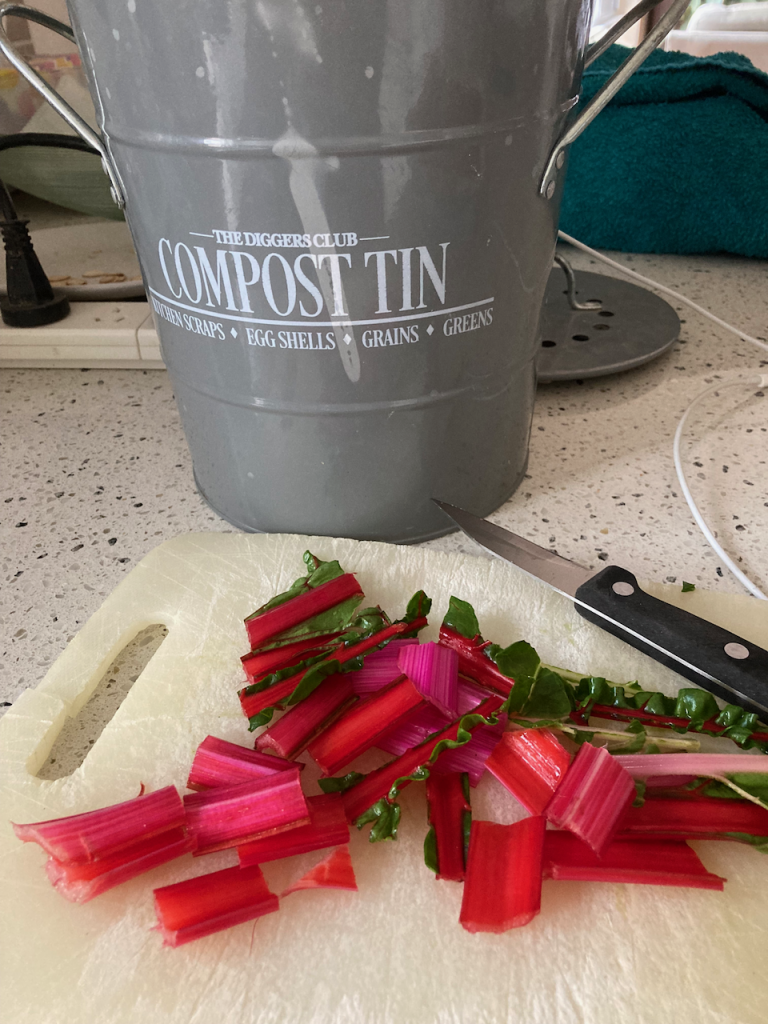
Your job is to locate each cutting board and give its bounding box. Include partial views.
[1,534,767,1024]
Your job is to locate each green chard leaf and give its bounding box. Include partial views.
[304,555,345,587]
[245,553,343,622]
[521,667,575,719]
[723,833,768,853]
[318,771,366,795]
[681,581,696,593]
[355,798,401,842]
[284,658,342,707]
[423,826,439,874]
[674,689,720,728]
[641,691,678,717]
[633,779,647,807]
[491,640,541,681]
[248,707,277,730]
[621,719,648,754]
[274,594,365,642]
[401,590,433,624]
[442,596,480,639]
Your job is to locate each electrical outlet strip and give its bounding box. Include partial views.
[0,300,163,368]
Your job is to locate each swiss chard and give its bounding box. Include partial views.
[459,817,546,933]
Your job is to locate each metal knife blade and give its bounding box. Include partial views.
[434,500,768,719]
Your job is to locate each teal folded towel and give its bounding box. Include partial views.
[559,45,768,257]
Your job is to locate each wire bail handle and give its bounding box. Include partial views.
[0,2,126,209]
[540,0,690,198]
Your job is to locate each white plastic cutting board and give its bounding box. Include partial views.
[1,533,767,1024]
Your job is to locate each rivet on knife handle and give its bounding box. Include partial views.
[574,566,768,718]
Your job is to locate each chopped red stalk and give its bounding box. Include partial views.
[12,785,185,864]
[184,767,309,855]
[241,632,342,682]
[618,794,768,840]
[426,773,470,882]
[374,673,493,760]
[281,845,358,896]
[153,863,278,947]
[459,817,546,933]
[614,752,768,778]
[187,736,297,791]
[542,831,725,890]
[255,674,357,760]
[239,618,429,722]
[434,717,506,786]
[545,742,635,856]
[398,641,459,717]
[438,626,514,697]
[376,701,451,757]
[486,729,572,815]
[46,827,196,903]
[238,793,349,866]
[349,638,419,695]
[245,573,363,649]
[308,676,427,776]
[342,694,504,823]
[644,775,698,789]
[457,677,497,714]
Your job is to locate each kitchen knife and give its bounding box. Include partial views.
[433,500,768,719]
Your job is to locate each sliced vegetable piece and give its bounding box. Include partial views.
[614,753,768,778]
[425,773,471,882]
[241,632,342,682]
[376,702,451,757]
[438,626,514,697]
[12,785,185,864]
[184,767,308,855]
[348,638,419,695]
[342,694,504,824]
[153,863,278,947]
[618,794,768,840]
[486,729,572,814]
[542,831,725,890]
[46,827,196,903]
[238,794,350,866]
[245,572,363,649]
[281,845,357,896]
[545,742,635,855]
[308,676,427,776]
[187,736,297,791]
[255,673,356,760]
[459,817,546,933]
[398,642,459,717]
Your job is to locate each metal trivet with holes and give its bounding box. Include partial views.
[536,255,680,382]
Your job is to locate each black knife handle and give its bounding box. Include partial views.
[574,565,768,718]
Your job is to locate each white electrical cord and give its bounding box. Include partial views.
[557,230,768,599]
[558,231,768,354]
[673,376,768,601]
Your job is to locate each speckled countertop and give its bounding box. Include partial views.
[2,246,767,708]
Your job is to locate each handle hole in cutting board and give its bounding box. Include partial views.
[35,624,168,781]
